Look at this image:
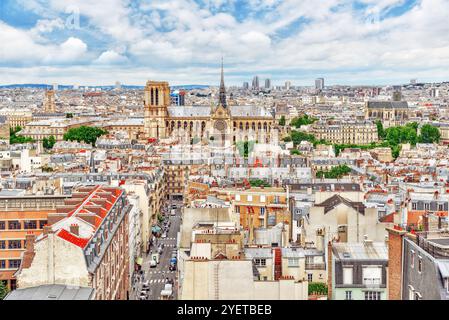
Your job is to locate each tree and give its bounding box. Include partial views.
[290,114,317,128]
[43,135,56,149]
[0,281,9,300]
[316,165,351,179]
[249,179,271,187]
[290,149,301,155]
[63,126,108,146]
[9,126,35,144]
[375,120,385,139]
[419,124,440,144]
[308,282,328,295]
[279,115,286,126]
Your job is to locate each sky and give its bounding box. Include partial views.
[1,0,449,86]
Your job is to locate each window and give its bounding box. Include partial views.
[9,259,21,268]
[364,291,381,300]
[408,285,415,300]
[0,260,5,269]
[412,203,417,210]
[345,291,352,300]
[260,207,266,216]
[424,203,430,211]
[260,195,266,203]
[274,196,280,204]
[8,240,22,249]
[0,241,5,250]
[254,258,266,267]
[362,266,382,285]
[39,220,47,229]
[24,220,37,229]
[247,195,253,202]
[0,221,5,230]
[343,267,353,285]
[8,221,21,230]
[438,203,444,211]
[235,206,240,214]
[418,257,422,273]
[235,194,240,201]
[308,273,313,282]
[288,258,299,267]
[410,250,415,268]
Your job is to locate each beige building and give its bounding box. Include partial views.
[311,120,378,145]
[180,258,308,300]
[0,110,33,129]
[18,118,95,142]
[302,194,392,244]
[15,186,130,300]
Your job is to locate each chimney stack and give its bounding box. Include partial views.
[43,225,53,235]
[21,231,36,269]
[70,224,79,236]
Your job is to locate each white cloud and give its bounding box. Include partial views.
[94,50,129,65]
[4,0,449,85]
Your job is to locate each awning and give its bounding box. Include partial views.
[136,257,143,265]
[152,226,161,233]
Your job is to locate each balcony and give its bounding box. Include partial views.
[305,263,326,270]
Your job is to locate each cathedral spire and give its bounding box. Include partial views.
[219,57,227,108]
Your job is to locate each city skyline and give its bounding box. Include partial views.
[1,0,449,86]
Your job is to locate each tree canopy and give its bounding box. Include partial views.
[0,281,9,300]
[290,114,317,128]
[419,124,441,143]
[316,165,352,179]
[43,136,56,149]
[279,115,286,126]
[9,126,35,144]
[63,126,108,146]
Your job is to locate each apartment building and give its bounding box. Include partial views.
[387,222,449,300]
[311,120,378,145]
[15,185,131,300]
[328,240,388,300]
[230,187,292,242]
[0,194,68,290]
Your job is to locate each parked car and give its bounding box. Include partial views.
[150,260,157,268]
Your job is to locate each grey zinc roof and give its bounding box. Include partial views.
[332,242,388,261]
[167,105,273,118]
[282,247,305,258]
[244,247,273,259]
[367,101,409,109]
[5,284,94,300]
[168,106,210,118]
[230,105,273,118]
[437,260,449,278]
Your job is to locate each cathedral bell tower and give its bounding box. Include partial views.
[144,81,170,139]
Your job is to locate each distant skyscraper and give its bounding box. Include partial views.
[243,82,249,90]
[285,81,291,90]
[430,88,440,98]
[252,76,259,90]
[52,83,58,91]
[264,79,271,90]
[115,81,122,90]
[170,90,186,106]
[315,78,324,90]
[392,85,402,101]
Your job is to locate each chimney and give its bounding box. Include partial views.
[43,225,53,235]
[70,224,79,236]
[21,232,36,269]
[386,227,406,300]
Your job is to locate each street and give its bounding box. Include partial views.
[131,201,182,300]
